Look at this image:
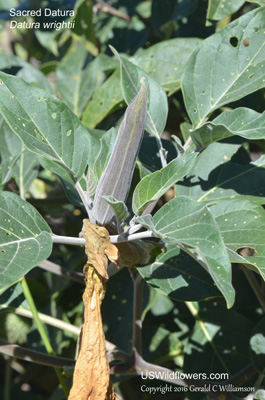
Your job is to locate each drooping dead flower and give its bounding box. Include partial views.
[68,220,119,400]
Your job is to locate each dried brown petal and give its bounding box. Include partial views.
[69,221,120,400]
[80,219,119,281]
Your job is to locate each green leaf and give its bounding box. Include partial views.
[131,38,201,95]
[182,7,265,128]
[92,80,147,225]
[210,199,265,279]
[132,152,197,215]
[0,53,53,93]
[82,39,198,128]
[100,196,128,222]
[0,72,90,180]
[192,108,265,147]
[176,142,265,203]
[248,0,265,5]
[79,54,118,114]
[206,0,245,23]
[35,30,60,56]
[56,45,92,115]
[0,118,38,193]
[138,245,221,302]
[112,47,168,138]
[136,196,235,308]
[56,47,117,116]
[82,69,123,128]
[0,192,52,289]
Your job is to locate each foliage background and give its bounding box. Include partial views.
[1,0,265,399]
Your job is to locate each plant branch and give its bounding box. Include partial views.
[72,178,93,220]
[183,136,194,152]
[52,230,154,246]
[38,260,85,284]
[241,265,265,313]
[93,0,131,22]
[125,223,144,236]
[107,349,132,364]
[1,308,249,395]
[20,278,69,396]
[156,137,167,168]
[0,339,75,368]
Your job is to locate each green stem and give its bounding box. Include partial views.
[0,304,80,336]
[20,277,69,397]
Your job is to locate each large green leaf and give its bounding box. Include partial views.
[0,72,90,180]
[56,45,91,115]
[56,47,117,116]
[0,192,52,289]
[0,118,38,194]
[182,7,265,128]
[82,38,198,128]
[206,0,245,23]
[132,152,197,215]
[191,108,265,146]
[113,48,168,138]
[82,69,123,128]
[136,196,235,308]
[131,38,201,95]
[211,199,265,279]
[175,142,265,203]
[79,54,118,114]
[138,245,221,302]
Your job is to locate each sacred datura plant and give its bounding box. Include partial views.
[1,1,265,399]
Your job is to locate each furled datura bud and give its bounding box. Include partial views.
[92,79,148,225]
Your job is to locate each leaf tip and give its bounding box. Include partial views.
[109,45,120,61]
